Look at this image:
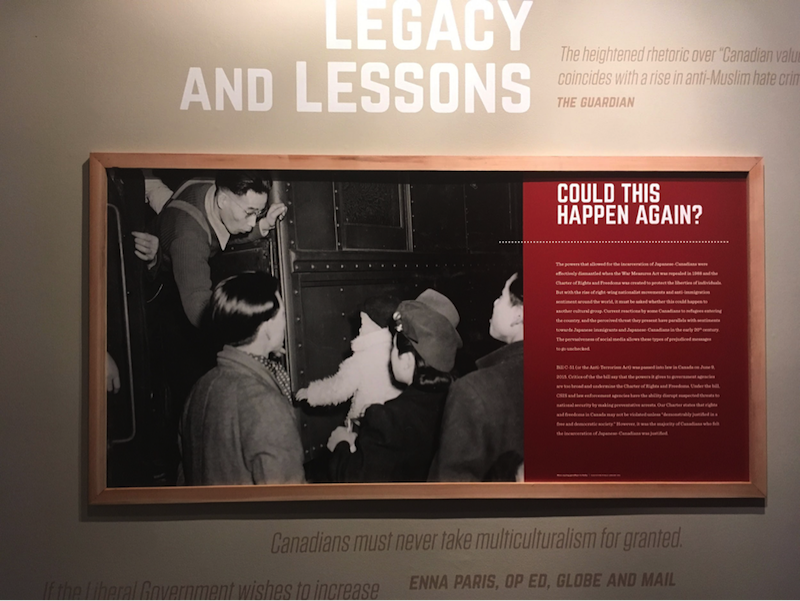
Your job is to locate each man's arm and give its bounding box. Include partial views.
[297,354,360,406]
[166,217,214,327]
[131,231,159,270]
[257,201,288,236]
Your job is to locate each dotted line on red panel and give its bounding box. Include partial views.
[498,240,730,244]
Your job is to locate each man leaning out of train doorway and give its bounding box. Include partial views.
[155,170,287,483]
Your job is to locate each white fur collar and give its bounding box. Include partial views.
[351,326,392,352]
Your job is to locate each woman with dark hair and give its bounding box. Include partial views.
[328,289,462,483]
[179,272,304,486]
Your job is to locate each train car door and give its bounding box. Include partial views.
[274,171,522,481]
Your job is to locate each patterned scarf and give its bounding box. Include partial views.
[246,353,294,401]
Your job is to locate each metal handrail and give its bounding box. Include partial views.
[107,203,137,444]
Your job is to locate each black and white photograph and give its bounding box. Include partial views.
[100,158,524,494]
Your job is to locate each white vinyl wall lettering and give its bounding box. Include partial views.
[248,70,273,112]
[296,62,323,112]
[395,62,424,112]
[181,0,533,114]
[358,0,387,50]
[293,61,528,113]
[465,0,494,51]
[180,68,211,110]
[329,62,359,112]
[326,0,532,51]
[392,0,422,50]
[502,63,530,112]
[361,62,391,112]
[180,68,273,111]
[465,63,496,112]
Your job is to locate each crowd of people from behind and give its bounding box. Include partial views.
[108,170,525,486]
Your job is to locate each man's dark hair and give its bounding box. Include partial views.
[360,294,401,329]
[215,170,271,196]
[211,271,280,347]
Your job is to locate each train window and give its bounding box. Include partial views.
[409,182,468,252]
[465,181,520,251]
[335,181,411,251]
[289,180,338,251]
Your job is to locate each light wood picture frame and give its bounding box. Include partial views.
[88,154,765,504]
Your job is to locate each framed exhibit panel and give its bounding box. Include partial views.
[88,154,765,504]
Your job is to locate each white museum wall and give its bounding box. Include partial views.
[1,0,799,598]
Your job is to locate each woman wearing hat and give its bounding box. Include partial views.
[328,289,462,482]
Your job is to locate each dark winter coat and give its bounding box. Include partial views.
[428,341,524,482]
[180,346,305,485]
[329,386,447,483]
